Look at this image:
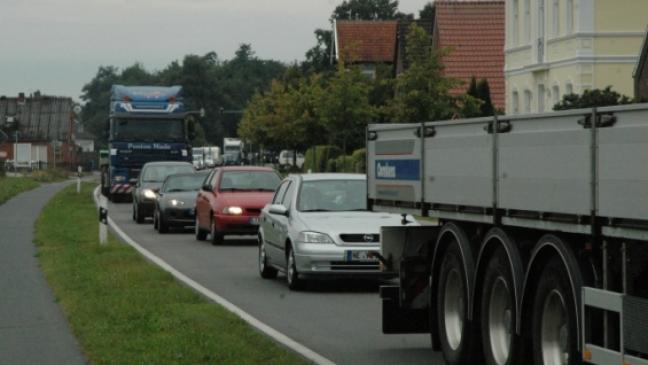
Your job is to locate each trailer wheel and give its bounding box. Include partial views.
[437,243,476,365]
[532,257,578,365]
[481,248,516,365]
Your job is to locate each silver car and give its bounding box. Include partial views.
[258,173,418,290]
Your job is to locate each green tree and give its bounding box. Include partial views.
[553,86,634,110]
[476,79,495,116]
[317,63,374,153]
[419,2,434,20]
[331,0,400,20]
[302,29,335,74]
[387,24,459,122]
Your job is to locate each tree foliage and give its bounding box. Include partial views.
[331,0,400,20]
[387,24,474,122]
[419,2,434,20]
[553,86,634,110]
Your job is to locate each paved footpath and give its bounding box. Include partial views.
[0,181,86,365]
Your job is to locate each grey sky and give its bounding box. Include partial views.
[0,0,431,101]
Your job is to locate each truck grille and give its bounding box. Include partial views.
[340,234,380,243]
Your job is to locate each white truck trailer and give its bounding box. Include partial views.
[368,104,648,365]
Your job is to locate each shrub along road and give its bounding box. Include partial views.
[106,196,442,365]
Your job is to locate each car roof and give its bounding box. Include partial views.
[165,172,205,179]
[143,161,193,167]
[219,166,276,172]
[296,173,365,181]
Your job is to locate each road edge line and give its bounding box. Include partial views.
[93,186,335,365]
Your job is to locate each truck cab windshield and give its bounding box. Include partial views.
[112,118,185,142]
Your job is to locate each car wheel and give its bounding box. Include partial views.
[286,245,304,290]
[134,202,144,224]
[195,217,207,241]
[158,211,168,234]
[153,209,159,230]
[132,201,136,221]
[210,216,223,246]
[259,236,278,279]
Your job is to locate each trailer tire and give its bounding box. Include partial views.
[480,248,517,365]
[437,243,478,365]
[531,257,579,365]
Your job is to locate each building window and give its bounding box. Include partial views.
[513,0,520,45]
[525,0,531,43]
[566,82,573,95]
[566,0,574,34]
[512,91,520,114]
[552,0,560,37]
[552,85,560,107]
[524,90,532,113]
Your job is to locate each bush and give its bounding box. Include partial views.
[28,169,70,182]
[327,148,367,173]
[0,159,5,177]
[304,145,342,172]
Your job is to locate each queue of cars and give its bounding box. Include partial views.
[130,160,418,290]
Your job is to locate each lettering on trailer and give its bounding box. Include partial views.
[126,143,172,150]
[375,160,420,181]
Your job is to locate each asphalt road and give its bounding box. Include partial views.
[0,182,86,365]
[108,200,444,365]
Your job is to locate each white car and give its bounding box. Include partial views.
[278,150,304,168]
[258,173,418,290]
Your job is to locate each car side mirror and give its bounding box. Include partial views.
[268,204,288,217]
[202,184,211,192]
[158,192,164,197]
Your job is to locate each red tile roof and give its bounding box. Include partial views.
[335,20,398,63]
[434,1,505,110]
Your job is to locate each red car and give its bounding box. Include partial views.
[195,166,281,245]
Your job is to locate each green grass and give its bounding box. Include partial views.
[34,183,308,365]
[0,176,40,204]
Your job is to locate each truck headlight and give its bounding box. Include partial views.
[170,199,185,207]
[298,231,334,244]
[143,189,156,199]
[222,206,243,215]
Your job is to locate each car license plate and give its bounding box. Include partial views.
[346,250,378,262]
[249,217,259,225]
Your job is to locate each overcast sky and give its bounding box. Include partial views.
[0,0,431,101]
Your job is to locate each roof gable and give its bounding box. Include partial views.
[334,20,398,63]
[434,0,505,109]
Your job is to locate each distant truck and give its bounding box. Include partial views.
[101,85,193,200]
[192,146,220,169]
[368,105,648,365]
[223,138,243,165]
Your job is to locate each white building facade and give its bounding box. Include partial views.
[505,0,648,114]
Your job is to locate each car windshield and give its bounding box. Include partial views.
[112,118,185,142]
[162,174,205,192]
[142,164,194,182]
[219,171,280,192]
[297,179,367,212]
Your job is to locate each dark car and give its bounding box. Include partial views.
[153,171,209,233]
[132,161,194,223]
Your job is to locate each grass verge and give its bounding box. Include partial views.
[34,183,308,365]
[0,176,40,205]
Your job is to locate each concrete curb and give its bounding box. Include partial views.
[92,186,335,365]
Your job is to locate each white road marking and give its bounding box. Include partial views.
[93,186,335,365]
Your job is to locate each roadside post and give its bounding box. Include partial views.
[99,194,108,245]
[76,165,82,193]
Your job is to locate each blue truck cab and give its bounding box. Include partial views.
[101,85,193,200]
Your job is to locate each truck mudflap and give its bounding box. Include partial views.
[381,285,430,334]
[582,287,648,365]
[379,226,439,334]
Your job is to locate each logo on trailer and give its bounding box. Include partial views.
[375,160,420,181]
